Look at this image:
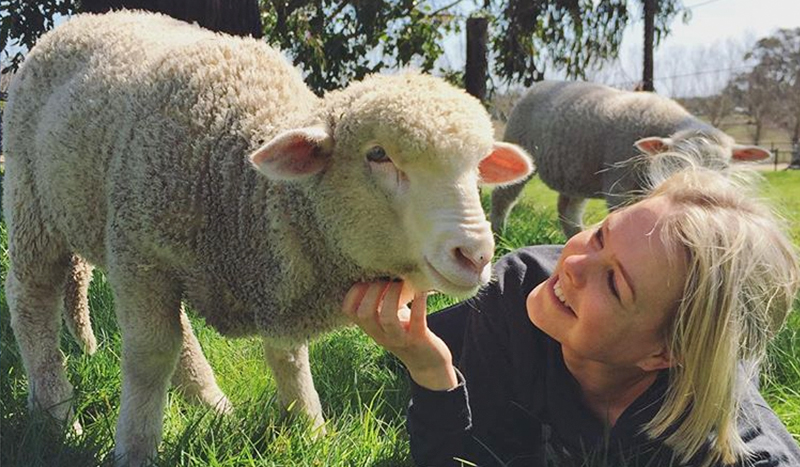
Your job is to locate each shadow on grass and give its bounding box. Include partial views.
[1,409,115,467]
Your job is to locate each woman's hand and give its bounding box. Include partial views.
[343,281,458,391]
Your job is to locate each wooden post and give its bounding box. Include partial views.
[80,0,263,38]
[642,0,656,92]
[466,16,489,102]
[774,146,779,171]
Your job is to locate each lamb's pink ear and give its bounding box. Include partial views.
[249,126,333,180]
[635,137,673,155]
[731,144,772,162]
[478,142,534,186]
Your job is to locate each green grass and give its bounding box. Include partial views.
[2,173,800,466]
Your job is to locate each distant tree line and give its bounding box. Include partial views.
[2,0,685,95]
[728,28,800,144]
[679,28,800,145]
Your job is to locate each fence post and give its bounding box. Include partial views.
[772,143,777,171]
[790,142,800,169]
[465,16,488,102]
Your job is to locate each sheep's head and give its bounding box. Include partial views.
[248,72,533,297]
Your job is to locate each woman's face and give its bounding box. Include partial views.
[526,196,687,370]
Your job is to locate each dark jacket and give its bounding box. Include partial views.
[408,246,800,467]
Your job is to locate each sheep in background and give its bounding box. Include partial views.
[491,80,771,238]
[2,11,533,466]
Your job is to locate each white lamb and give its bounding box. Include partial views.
[492,80,771,237]
[2,11,533,466]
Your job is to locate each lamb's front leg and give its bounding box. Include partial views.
[263,339,325,432]
[111,266,183,467]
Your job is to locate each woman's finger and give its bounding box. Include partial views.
[355,282,389,319]
[397,304,412,323]
[378,282,405,340]
[342,282,370,317]
[398,281,415,308]
[408,292,429,335]
[353,282,392,339]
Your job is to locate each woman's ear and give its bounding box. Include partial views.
[636,346,674,372]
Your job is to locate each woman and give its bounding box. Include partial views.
[343,153,800,467]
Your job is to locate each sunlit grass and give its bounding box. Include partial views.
[2,172,799,465]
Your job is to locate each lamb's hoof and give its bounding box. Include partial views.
[70,417,84,436]
[310,418,327,438]
[282,402,326,437]
[173,383,233,415]
[302,409,327,438]
[114,450,152,467]
[213,396,234,415]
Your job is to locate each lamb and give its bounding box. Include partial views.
[2,11,533,466]
[491,80,771,238]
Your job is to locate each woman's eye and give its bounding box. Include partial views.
[595,226,620,300]
[366,146,390,163]
[607,271,620,299]
[594,226,604,247]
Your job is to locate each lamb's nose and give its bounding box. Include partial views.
[452,244,492,275]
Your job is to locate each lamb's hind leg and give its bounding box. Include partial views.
[110,263,183,467]
[7,252,77,429]
[5,170,78,431]
[170,306,232,414]
[263,340,324,432]
[557,193,587,239]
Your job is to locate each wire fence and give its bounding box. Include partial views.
[762,142,800,170]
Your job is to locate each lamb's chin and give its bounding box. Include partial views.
[406,272,480,299]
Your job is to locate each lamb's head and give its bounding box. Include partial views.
[635,128,772,166]
[248,72,533,297]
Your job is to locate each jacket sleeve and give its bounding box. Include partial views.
[406,246,562,467]
[405,265,515,467]
[407,368,477,467]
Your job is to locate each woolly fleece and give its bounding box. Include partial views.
[493,80,768,237]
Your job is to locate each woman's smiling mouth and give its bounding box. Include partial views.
[552,276,576,316]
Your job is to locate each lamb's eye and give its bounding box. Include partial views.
[366,146,390,163]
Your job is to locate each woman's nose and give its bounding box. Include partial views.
[562,253,590,289]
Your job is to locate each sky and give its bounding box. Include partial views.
[650,0,799,49]
[437,0,800,97]
[620,0,800,96]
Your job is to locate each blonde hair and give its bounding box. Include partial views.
[631,151,800,466]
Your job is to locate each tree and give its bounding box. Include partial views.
[654,37,751,125]
[749,28,800,143]
[2,0,687,95]
[1,0,74,72]
[1,0,261,72]
[728,28,800,144]
[642,0,655,91]
[682,38,751,126]
[80,0,262,37]
[726,67,773,145]
[640,0,685,92]
[492,0,629,87]
[259,1,460,93]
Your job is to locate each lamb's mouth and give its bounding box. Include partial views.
[423,257,479,295]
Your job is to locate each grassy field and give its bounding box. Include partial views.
[1,170,799,466]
